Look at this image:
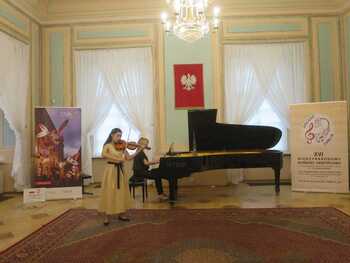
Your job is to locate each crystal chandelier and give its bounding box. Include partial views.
[161,0,220,43]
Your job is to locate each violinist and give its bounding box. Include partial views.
[132,137,168,201]
[98,128,142,225]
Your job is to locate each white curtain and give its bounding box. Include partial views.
[266,43,308,127]
[224,45,265,124]
[224,42,307,184]
[75,47,155,176]
[0,32,30,190]
[75,51,114,176]
[99,48,155,152]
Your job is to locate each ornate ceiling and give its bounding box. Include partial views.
[7,0,350,24]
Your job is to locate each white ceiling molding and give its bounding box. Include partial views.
[5,0,350,25]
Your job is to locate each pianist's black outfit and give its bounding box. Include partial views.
[132,150,165,195]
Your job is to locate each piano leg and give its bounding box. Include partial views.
[175,178,178,191]
[273,167,281,194]
[168,175,176,203]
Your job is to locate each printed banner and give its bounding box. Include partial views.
[290,101,349,193]
[23,188,46,203]
[174,64,204,108]
[33,107,81,188]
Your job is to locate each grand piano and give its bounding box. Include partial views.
[159,109,283,203]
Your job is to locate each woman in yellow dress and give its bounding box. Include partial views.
[99,128,142,225]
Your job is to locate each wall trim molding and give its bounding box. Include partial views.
[0,0,30,39]
[42,27,72,106]
[4,0,44,24]
[311,17,342,102]
[72,23,154,47]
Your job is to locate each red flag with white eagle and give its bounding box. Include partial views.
[174,64,204,108]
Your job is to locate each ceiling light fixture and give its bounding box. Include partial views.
[161,0,220,43]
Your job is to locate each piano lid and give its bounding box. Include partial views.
[188,109,282,151]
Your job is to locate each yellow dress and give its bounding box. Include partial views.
[98,143,132,215]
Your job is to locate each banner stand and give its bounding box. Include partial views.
[24,107,82,203]
[290,101,349,193]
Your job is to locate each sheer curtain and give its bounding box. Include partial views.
[224,42,307,183]
[75,51,113,176]
[266,43,308,127]
[0,32,30,190]
[99,48,155,153]
[75,47,155,176]
[224,45,265,124]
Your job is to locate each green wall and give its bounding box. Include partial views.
[318,23,334,101]
[78,30,148,39]
[164,34,213,146]
[50,32,65,106]
[228,23,302,33]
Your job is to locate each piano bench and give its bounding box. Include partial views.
[128,176,148,203]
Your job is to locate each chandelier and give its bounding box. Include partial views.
[161,0,220,43]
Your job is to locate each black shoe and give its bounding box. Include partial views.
[118,215,130,222]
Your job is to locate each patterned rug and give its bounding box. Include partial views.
[1,207,350,263]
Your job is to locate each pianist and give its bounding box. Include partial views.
[131,137,168,201]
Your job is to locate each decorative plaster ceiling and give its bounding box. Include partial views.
[6,0,350,24]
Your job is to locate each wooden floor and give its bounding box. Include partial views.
[1,183,350,252]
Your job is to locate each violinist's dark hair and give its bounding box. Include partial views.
[103,128,122,146]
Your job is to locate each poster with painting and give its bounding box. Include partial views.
[174,64,204,108]
[33,107,81,188]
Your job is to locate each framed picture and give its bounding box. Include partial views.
[174,64,204,109]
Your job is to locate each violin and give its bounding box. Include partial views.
[114,140,151,151]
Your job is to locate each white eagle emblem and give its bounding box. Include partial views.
[181,73,197,91]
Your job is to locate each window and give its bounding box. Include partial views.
[224,43,307,153]
[0,109,15,148]
[247,100,288,152]
[93,105,140,157]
